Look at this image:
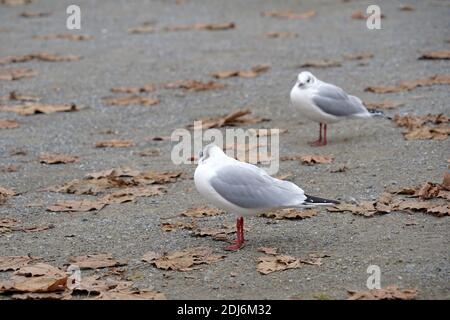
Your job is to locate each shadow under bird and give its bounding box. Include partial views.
[194,144,339,251]
[290,71,384,146]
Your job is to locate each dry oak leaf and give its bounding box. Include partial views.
[181,206,225,218]
[161,220,197,232]
[0,186,17,196]
[39,153,79,164]
[399,5,415,11]
[212,64,270,79]
[0,256,37,272]
[164,79,225,91]
[0,102,80,115]
[299,59,342,68]
[257,247,278,255]
[281,154,334,165]
[261,209,318,220]
[327,202,380,217]
[343,52,374,60]
[103,95,159,106]
[257,252,328,275]
[0,275,67,294]
[265,32,298,38]
[426,205,449,217]
[68,253,126,270]
[95,139,135,148]
[0,67,37,80]
[419,50,450,60]
[188,108,269,129]
[100,186,167,204]
[33,33,93,41]
[46,200,106,212]
[347,285,418,300]
[365,75,450,93]
[403,125,449,141]
[0,119,19,129]
[147,247,225,271]
[261,10,316,19]
[0,53,80,64]
[192,224,236,241]
[14,263,66,278]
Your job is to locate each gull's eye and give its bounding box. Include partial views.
[306,78,311,83]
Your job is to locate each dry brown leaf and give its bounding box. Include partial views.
[0,275,67,294]
[46,200,106,212]
[212,64,270,79]
[328,202,379,217]
[188,108,269,129]
[10,292,69,300]
[257,247,278,255]
[351,10,385,20]
[1,0,36,6]
[257,254,300,274]
[265,32,298,38]
[0,68,37,80]
[148,247,225,271]
[300,155,334,165]
[261,209,318,220]
[0,164,19,172]
[0,119,19,129]
[100,186,167,204]
[419,50,450,60]
[139,148,160,157]
[39,153,79,164]
[347,285,418,300]
[19,11,51,18]
[164,80,225,91]
[163,22,235,32]
[343,52,374,60]
[14,263,66,278]
[181,206,225,218]
[0,91,40,102]
[399,5,415,11]
[95,288,166,300]
[192,224,235,241]
[68,253,126,270]
[161,220,196,232]
[330,165,348,173]
[110,84,156,94]
[0,102,79,115]
[299,59,342,68]
[365,75,450,93]
[0,53,80,64]
[142,251,163,263]
[103,95,159,106]
[95,139,135,148]
[364,100,404,110]
[128,23,155,34]
[33,33,93,41]
[0,256,36,271]
[262,10,316,19]
[426,205,450,217]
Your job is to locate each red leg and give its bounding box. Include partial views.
[309,123,323,146]
[323,124,327,145]
[225,217,244,251]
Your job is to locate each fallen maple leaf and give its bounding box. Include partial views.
[212,64,270,79]
[95,139,135,148]
[0,119,19,129]
[347,285,418,300]
[103,95,159,106]
[68,253,126,270]
[39,153,79,164]
[181,206,225,218]
[365,75,450,93]
[419,50,450,60]
[161,220,196,232]
[261,10,316,19]
[261,209,318,220]
[192,224,236,242]
[19,11,51,18]
[0,102,80,115]
[146,247,225,271]
[0,68,37,80]
[299,59,342,68]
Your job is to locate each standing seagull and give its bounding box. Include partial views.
[290,71,381,146]
[194,144,339,251]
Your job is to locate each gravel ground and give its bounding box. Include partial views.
[0,0,449,299]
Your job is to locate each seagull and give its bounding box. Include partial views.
[290,71,382,146]
[194,144,339,251]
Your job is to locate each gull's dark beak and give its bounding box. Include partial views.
[199,151,204,158]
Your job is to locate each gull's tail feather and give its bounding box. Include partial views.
[303,194,339,206]
[368,108,392,120]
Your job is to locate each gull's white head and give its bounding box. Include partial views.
[295,71,317,89]
[198,144,224,164]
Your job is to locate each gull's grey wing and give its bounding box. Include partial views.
[209,164,306,209]
[312,83,368,117]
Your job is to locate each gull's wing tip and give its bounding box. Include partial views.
[304,194,340,205]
